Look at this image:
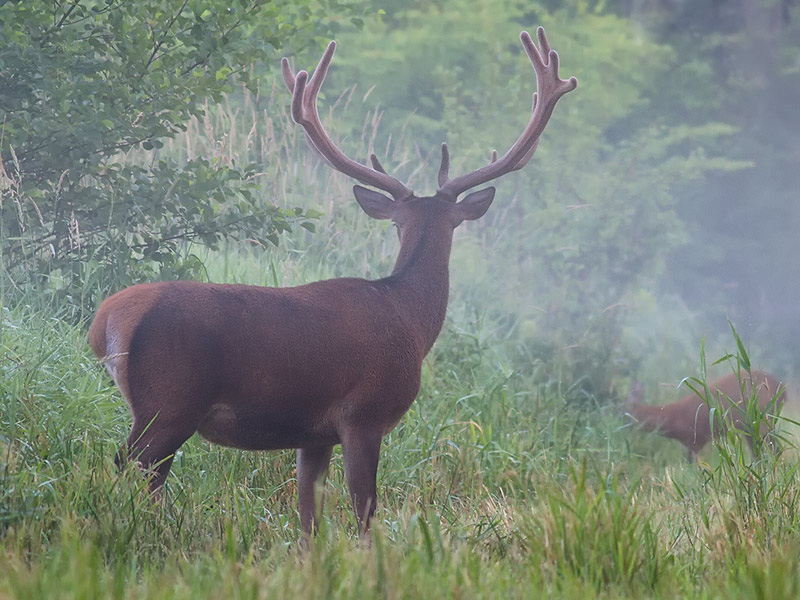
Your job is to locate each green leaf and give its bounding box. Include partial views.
[214,66,232,81]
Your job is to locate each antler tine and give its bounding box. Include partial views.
[370,154,387,174]
[306,41,336,100]
[438,27,577,199]
[282,43,413,201]
[280,57,296,91]
[438,143,450,187]
[280,61,328,165]
[537,26,551,58]
[290,70,308,125]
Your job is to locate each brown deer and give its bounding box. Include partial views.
[88,28,577,535]
[625,371,786,461]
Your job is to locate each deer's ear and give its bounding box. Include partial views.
[353,185,395,220]
[456,187,495,222]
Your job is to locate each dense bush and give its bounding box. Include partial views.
[0,0,347,306]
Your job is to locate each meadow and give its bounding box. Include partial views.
[2,86,800,599]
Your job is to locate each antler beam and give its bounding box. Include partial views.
[437,27,577,199]
[281,43,413,201]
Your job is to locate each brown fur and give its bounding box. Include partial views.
[89,195,496,534]
[625,371,786,459]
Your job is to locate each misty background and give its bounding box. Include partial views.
[2,0,799,401]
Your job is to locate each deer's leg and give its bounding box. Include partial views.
[117,409,200,495]
[297,445,334,535]
[341,428,382,535]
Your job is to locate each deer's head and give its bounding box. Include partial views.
[281,28,577,234]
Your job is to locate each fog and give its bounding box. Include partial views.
[309,1,800,395]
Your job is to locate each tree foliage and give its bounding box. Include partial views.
[0,0,342,303]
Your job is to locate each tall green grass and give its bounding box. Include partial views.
[3,277,800,597]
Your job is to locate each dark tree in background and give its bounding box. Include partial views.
[611,0,800,363]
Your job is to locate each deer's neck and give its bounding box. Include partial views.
[383,223,453,355]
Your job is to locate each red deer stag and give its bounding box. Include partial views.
[88,28,577,535]
[625,371,785,461]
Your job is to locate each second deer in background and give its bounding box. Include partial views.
[625,371,786,461]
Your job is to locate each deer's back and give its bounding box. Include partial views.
[89,280,424,448]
